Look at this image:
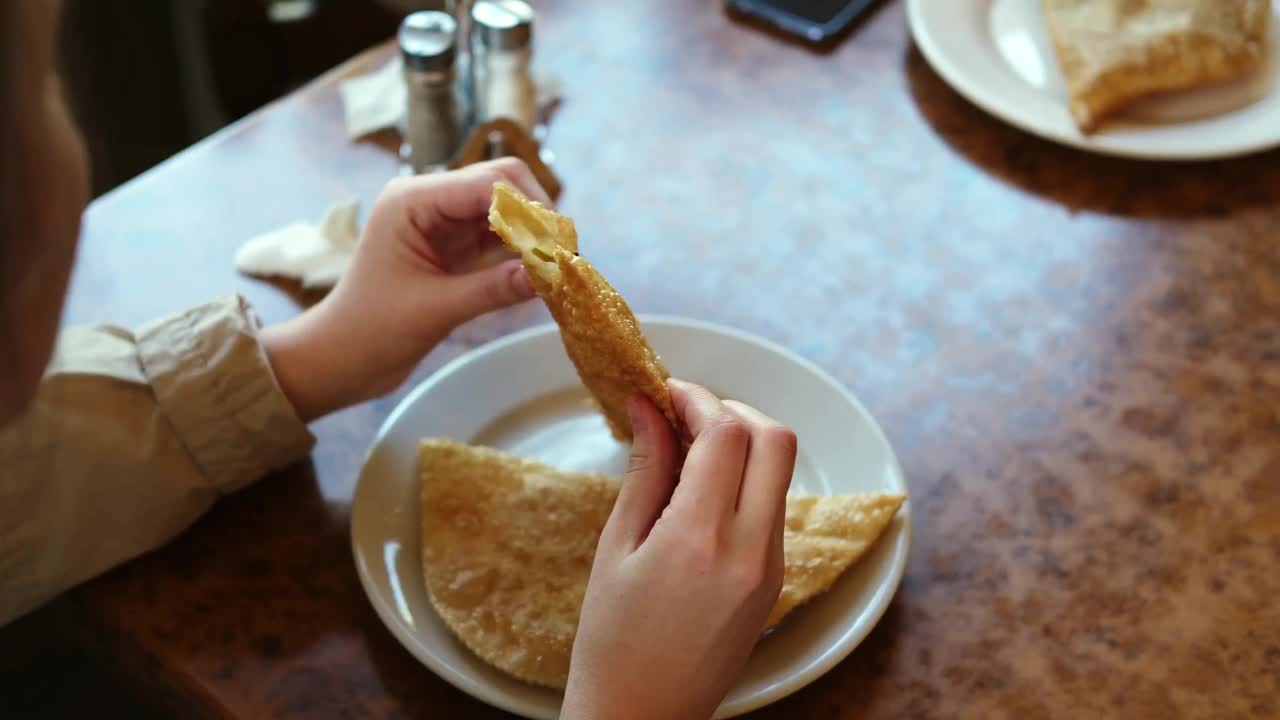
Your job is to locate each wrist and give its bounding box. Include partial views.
[562,676,708,720]
[261,299,366,422]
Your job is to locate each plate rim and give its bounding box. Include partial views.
[906,0,1280,161]
[351,315,911,719]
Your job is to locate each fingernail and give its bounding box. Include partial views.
[627,395,646,436]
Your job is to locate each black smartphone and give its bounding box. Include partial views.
[725,0,882,43]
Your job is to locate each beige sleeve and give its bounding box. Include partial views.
[0,295,315,626]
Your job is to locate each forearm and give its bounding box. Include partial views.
[261,304,353,423]
[561,676,708,720]
[260,291,403,422]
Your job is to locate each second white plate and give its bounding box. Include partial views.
[908,0,1280,160]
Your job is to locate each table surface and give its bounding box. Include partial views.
[66,1,1280,718]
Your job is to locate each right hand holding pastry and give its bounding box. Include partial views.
[562,379,798,720]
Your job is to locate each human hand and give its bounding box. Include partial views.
[262,158,549,421]
[562,379,798,720]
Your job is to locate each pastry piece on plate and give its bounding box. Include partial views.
[418,438,906,689]
[1043,0,1272,132]
[488,181,674,442]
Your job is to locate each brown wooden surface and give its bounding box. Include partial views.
[64,1,1280,718]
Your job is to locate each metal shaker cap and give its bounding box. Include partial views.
[399,11,458,72]
[471,0,533,51]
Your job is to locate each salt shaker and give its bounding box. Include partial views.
[399,11,466,173]
[470,0,537,132]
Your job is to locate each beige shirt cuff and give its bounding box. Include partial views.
[136,294,315,493]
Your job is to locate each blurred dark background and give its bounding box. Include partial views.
[57,0,440,198]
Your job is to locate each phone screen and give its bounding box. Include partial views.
[727,0,880,42]
[778,0,868,24]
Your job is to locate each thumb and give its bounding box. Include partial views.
[602,395,679,553]
[438,258,535,324]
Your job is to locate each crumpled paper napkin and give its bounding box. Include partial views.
[235,200,361,289]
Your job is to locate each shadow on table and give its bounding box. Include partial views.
[0,598,173,720]
[257,274,330,312]
[903,44,1280,221]
[0,462,344,720]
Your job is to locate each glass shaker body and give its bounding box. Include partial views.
[399,11,467,174]
[403,65,467,173]
[473,43,536,131]
[470,0,537,132]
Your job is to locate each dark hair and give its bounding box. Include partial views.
[0,3,17,416]
[0,3,16,276]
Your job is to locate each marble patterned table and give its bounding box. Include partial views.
[63,1,1280,717]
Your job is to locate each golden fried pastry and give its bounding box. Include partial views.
[489,182,675,442]
[1044,0,1272,132]
[767,493,908,627]
[419,438,906,689]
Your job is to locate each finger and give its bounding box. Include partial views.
[667,379,750,522]
[722,400,797,535]
[435,221,515,274]
[436,258,534,325]
[397,159,551,233]
[601,395,679,553]
[483,157,553,205]
[668,378,733,439]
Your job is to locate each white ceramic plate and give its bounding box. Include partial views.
[907,0,1280,160]
[351,316,910,719]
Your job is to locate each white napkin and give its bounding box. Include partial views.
[235,200,361,289]
[340,57,406,140]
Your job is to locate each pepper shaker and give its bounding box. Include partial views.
[399,11,467,174]
[470,0,537,132]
